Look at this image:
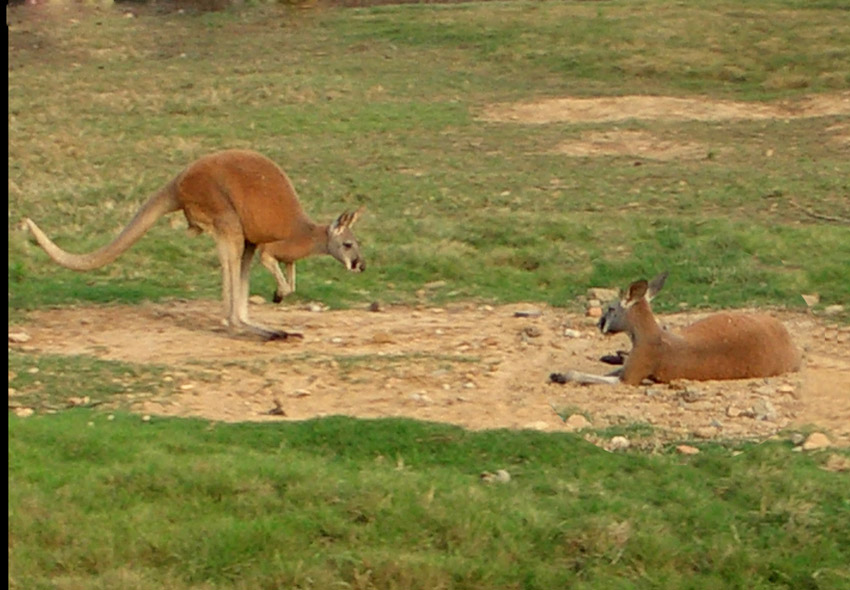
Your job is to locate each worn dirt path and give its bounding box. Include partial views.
[11,300,850,447]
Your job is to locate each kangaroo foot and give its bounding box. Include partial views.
[266,330,304,341]
[600,350,628,365]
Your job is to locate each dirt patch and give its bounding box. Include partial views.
[10,300,850,446]
[480,93,850,125]
[553,130,709,161]
[483,93,850,160]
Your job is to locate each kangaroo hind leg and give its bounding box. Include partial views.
[237,242,302,341]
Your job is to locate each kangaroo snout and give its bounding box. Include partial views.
[350,258,365,272]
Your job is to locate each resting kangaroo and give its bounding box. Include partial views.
[25,149,366,340]
[552,272,802,385]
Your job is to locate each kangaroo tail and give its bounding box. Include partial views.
[25,182,181,271]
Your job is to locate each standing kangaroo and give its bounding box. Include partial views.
[25,149,366,340]
[552,272,802,385]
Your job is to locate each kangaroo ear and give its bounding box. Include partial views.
[349,205,365,227]
[624,280,649,307]
[647,271,668,301]
[330,211,351,235]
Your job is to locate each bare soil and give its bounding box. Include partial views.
[481,92,850,161]
[11,299,850,447]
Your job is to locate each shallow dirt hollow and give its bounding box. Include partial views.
[11,300,850,447]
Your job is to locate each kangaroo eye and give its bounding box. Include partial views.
[343,241,354,249]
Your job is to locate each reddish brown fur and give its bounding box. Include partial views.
[619,291,802,385]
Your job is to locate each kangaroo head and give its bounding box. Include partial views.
[327,205,366,273]
[599,271,668,334]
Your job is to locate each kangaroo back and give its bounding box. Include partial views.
[657,313,801,382]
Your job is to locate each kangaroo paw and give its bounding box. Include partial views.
[600,350,628,365]
[272,291,284,304]
[267,330,304,341]
[549,372,569,384]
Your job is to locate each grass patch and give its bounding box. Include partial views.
[9,412,850,589]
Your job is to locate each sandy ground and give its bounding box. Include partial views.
[10,299,850,447]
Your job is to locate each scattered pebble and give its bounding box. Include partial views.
[802,432,831,451]
[676,444,700,455]
[608,436,631,451]
[564,414,591,431]
[248,295,266,305]
[563,328,582,338]
[587,288,619,302]
[8,331,31,344]
[480,469,511,484]
[14,407,34,418]
[522,326,542,338]
[693,426,718,439]
[752,399,777,422]
[514,310,542,318]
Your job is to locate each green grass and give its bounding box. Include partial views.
[7,0,850,587]
[9,411,850,590]
[7,0,850,319]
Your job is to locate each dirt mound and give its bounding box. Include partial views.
[10,300,850,446]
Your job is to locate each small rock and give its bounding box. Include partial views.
[14,407,35,418]
[368,301,382,312]
[564,413,591,431]
[801,293,820,307]
[522,326,542,338]
[480,469,511,484]
[789,432,806,446]
[305,302,325,312]
[248,295,266,305]
[587,288,619,302]
[371,332,394,344]
[824,304,845,316]
[752,399,777,422]
[822,454,850,472]
[586,306,603,319]
[514,309,542,318]
[563,328,582,338]
[802,432,831,451]
[608,436,630,451]
[676,444,700,455]
[141,415,151,422]
[679,388,703,403]
[693,426,718,439]
[8,331,31,344]
[777,384,796,396]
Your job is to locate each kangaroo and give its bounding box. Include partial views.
[552,272,802,385]
[24,149,366,341]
